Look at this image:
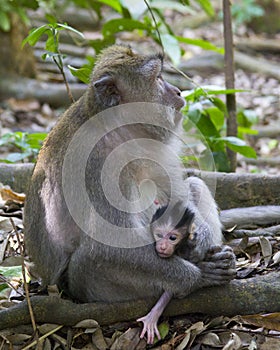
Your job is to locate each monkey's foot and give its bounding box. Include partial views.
[137,312,161,344]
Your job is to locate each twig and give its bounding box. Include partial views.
[9,218,37,333]
[144,0,164,53]
[21,325,64,350]
[53,55,75,104]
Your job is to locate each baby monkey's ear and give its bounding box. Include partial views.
[188,223,196,241]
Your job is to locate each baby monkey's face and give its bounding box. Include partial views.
[153,226,183,258]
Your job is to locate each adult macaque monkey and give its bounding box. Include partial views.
[138,189,233,344]
[24,46,236,314]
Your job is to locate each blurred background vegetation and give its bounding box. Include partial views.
[0,0,279,173]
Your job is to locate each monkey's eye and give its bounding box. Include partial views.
[169,235,178,242]
[156,73,163,80]
[155,233,163,239]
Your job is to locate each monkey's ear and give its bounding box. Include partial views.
[93,75,121,107]
[189,223,196,240]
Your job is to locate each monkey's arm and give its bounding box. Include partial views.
[137,291,172,344]
[136,246,235,344]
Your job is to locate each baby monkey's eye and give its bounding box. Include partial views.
[156,233,163,239]
[169,234,178,242]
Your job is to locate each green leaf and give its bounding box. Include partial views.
[188,110,220,138]
[0,12,11,31]
[150,0,195,14]
[238,126,258,136]
[0,133,14,146]
[176,36,223,54]
[203,87,248,95]
[153,322,169,344]
[212,151,231,172]
[22,25,48,47]
[196,0,215,17]
[57,23,85,38]
[0,266,23,279]
[102,18,147,37]
[68,65,91,84]
[26,133,47,149]
[120,0,148,18]
[161,34,181,66]
[211,97,227,114]
[183,88,208,102]
[206,106,224,131]
[45,33,57,53]
[99,0,123,13]
[0,152,29,163]
[45,14,57,24]
[220,136,246,147]
[220,136,257,158]
[237,109,258,127]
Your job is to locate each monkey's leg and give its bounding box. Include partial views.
[137,290,172,344]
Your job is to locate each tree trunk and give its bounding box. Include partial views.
[223,0,237,172]
[0,14,36,78]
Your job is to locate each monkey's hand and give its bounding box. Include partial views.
[137,311,161,345]
[198,245,236,287]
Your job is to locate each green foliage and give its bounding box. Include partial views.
[231,0,264,26]
[0,266,23,297]
[0,0,38,31]
[183,88,257,172]
[22,20,84,53]
[67,0,219,78]
[17,0,258,170]
[0,132,47,163]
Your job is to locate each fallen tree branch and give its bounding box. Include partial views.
[240,156,280,167]
[0,77,86,108]
[234,51,280,80]
[226,224,280,239]
[220,206,280,229]
[1,165,280,210]
[237,37,280,53]
[185,169,280,209]
[0,272,279,331]
[220,205,280,229]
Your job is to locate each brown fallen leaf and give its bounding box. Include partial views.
[240,313,280,331]
[0,187,25,204]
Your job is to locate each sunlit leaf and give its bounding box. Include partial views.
[22,25,48,47]
[102,18,147,36]
[99,0,123,13]
[177,36,223,53]
[206,106,224,131]
[121,0,147,18]
[68,65,91,84]
[57,23,85,38]
[161,34,181,66]
[196,0,215,16]
[219,136,257,158]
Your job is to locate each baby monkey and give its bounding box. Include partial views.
[137,204,196,344]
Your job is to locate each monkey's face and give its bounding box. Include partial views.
[154,228,183,258]
[91,46,185,112]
